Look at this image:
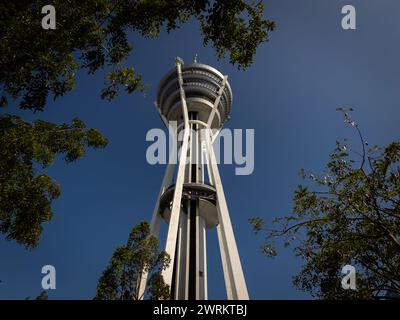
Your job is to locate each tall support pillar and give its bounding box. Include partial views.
[197,216,207,299]
[173,209,189,299]
[196,127,207,300]
[162,58,191,290]
[204,129,249,300]
[138,160,175,299]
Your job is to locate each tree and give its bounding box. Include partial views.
[250,110,400,299]
[0,1,275,249]
[24,290,49,300]
[35,290,49,300]
[1,0,275,111]
[95,221,170,300]
[0,115,107,248]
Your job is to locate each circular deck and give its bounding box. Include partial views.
[156,63,233,130]
[159,182,219,228]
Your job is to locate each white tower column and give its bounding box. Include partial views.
[204,129,249,300]
[162,58,191,289]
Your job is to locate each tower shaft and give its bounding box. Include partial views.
[171,111,207,299]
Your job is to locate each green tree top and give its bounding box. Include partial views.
[35,290,49,300]
[250,110,400,299]
[95,221,170,300]
[1,0,275,111]
[0,115,108,248]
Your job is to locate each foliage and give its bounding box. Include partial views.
[0,115,108,248]
[250,110,400,299]
[201,0,275,68]
[95,221,170,300]
[35,290,49,300]
[101,67,144,101]
[24,290,49,300]
[0,0,275,111]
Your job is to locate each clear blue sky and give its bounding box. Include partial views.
[1,0,399,299]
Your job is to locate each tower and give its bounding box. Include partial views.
[140,57,249,300]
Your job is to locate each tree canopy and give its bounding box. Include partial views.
[0,115,107,248]
[95,221,170,300]
[250,110,400,299]
[1,0,275,111]
[35,290,49,300]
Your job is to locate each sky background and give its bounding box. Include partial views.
[1,0,400,299]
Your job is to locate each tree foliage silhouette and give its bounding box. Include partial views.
[1,0,275,111]
[0,115,107,248]
[250,110,400,299]
[95,221,170,300]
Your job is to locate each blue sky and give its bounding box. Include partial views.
[1,0,399,299]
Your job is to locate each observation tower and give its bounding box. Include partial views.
[140,57,249,300]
